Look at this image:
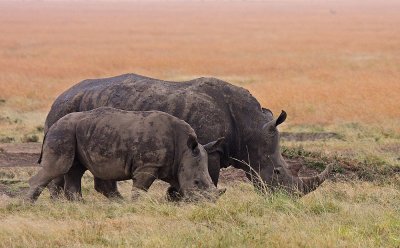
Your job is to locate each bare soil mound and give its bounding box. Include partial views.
[280,132,340,142]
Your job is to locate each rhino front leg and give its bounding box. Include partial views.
[94,178,123,199]
[207,152,222,187]
[166,186,182,202]
[131,165,159,200]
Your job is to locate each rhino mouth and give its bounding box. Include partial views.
[268,153,333,195]
[271,163,333,195]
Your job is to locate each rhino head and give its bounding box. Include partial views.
[177,135,226,201]
[245,110,332,195]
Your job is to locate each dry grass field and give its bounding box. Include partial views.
[0,0,399,247]
[0,169,398,247]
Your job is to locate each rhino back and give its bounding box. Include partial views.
[45,74,135,132]
[46,74,270,161]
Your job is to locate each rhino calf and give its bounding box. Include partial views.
[26,107,224,202]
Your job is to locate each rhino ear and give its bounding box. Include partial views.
[187,134,199,150]
[262,108,273,120]
[275,110,287,127]
[262,110,287,132]
[204,137,225,154]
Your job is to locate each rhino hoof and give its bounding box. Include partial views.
[166,186,183,202]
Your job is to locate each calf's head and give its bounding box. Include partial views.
[178,135,225,201]
[248,110,332,195]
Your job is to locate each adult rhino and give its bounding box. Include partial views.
[42,73,331,197]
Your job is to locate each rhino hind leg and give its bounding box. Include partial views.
[26,168,57,202]
[48,176,65,199]
[27,126,77,202]
[64,162,86,201]
[94,178,123,199]
[26,155,75,202]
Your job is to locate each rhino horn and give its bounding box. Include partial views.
[297,163,333,194]
[274,161,332,195]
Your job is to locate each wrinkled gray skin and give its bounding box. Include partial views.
[27,107,225,202]
[43,74,331,197]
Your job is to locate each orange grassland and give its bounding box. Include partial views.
[0,0,399,125]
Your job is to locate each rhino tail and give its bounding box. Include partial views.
[37,132,48,164]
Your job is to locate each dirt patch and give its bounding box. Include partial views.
[219,167,248,183]
[286,156,358,181]
[0,143,41,154]
[284,158,323,177]
[280,132,340,142]
[0,152,39,167]
[0,143,41,167]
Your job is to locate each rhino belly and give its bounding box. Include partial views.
[75,134,133,181]
[77,150,131,181]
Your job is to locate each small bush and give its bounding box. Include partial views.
[22,134,39,143]
[36,125,44,132]
[0,136,14,143]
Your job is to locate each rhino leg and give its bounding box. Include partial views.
[26,169,56,202]
[94,178,123,199]
[64,162,86,201]
[131,165,159,200]
[49,175,123,200]
[26,155,75,202]
[166,186,182,202]
[48,176,65,199]
[207,152,222,187]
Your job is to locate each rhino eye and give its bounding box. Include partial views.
[265,128,277,138]
[192,147,200,157]
[273,168,281,175]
